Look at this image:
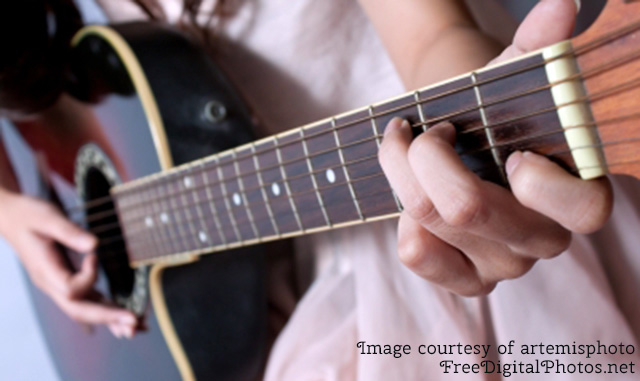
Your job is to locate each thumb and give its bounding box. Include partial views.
[491,0,579,64]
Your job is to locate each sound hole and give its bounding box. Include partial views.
[84,167,135,302]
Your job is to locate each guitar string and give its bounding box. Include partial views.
[110,140,640,262]
[91,106,640,252]
[63,19,640,214]
[82,70,640,232]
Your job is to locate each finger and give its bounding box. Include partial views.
[379,118,437,224]
[490,0,578,64]
[397,213,490,296]
[407,123,571,258]
[67,254,99,299]
[32,203,97,253]
[506,151,613,234]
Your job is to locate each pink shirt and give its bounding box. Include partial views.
[99,1,640,379]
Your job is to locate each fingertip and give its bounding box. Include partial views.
[385,118,414,138]
[427,122,456,145]
[505,151,524,178]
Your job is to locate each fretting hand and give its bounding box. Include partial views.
[378,0,612,295]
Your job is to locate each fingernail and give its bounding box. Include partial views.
[430,122,456,144]
[384,118,405,137]
[506,151,524,177]
[574,0,581,13]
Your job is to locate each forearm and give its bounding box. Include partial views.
[358,0,503,89]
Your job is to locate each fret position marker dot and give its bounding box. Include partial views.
[326,168,336,184]
[145,216,154,228]
[198,231,208,243]
[271,182,281,197]
[183,176,193,188]
[232,192,242,206]
[160,212,169,224]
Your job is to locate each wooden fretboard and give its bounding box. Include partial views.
[113,51,581,266]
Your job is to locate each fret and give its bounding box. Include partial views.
[274,135,305,232]
[177,169,206,248]
[251,143,281,237]
[300,127,332,227]
[157,180,184,254]
[167,176,192,252]
[215,156,244,242]
[232,149,260,240]
[143,185,168,257]
[337,110,402,216]
[201,164,229,247]
[331,118,364,220]
[471,71,507,184]
[303,121,360,224]
[175,172,200,248]
[255,138,301,234]
[149,182,175,255]
[188,163,216,247]
[414,91,428,132]
[373,93,421,133]
[369,105,403,212]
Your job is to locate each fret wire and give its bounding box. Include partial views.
[331,117,364,221]
[300,127,332,227]
[216,158,244,243]
[191,163,210,246]
[178,172,201,248]
[414,91,428,132]
[232,150,260,239]
[201,161,228,247]
[471,72,507,183]
[274,135,305,232]
[251,142,281,236]
[369,105,403,212]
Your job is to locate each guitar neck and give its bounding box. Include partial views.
[113,36,622,266]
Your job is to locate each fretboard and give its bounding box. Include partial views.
[113,49,584,266]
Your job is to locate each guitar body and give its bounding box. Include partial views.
[13,23,266,380]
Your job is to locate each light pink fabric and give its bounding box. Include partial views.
[99,1,640,379]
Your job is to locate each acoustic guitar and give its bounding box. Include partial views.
[11,0,640,379]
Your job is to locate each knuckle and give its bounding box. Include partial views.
[397,236,443,283]
[441,192,486,227]
[501,258,535,280]
[404,197,437,225]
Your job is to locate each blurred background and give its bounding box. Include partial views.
[0,0,606,379]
